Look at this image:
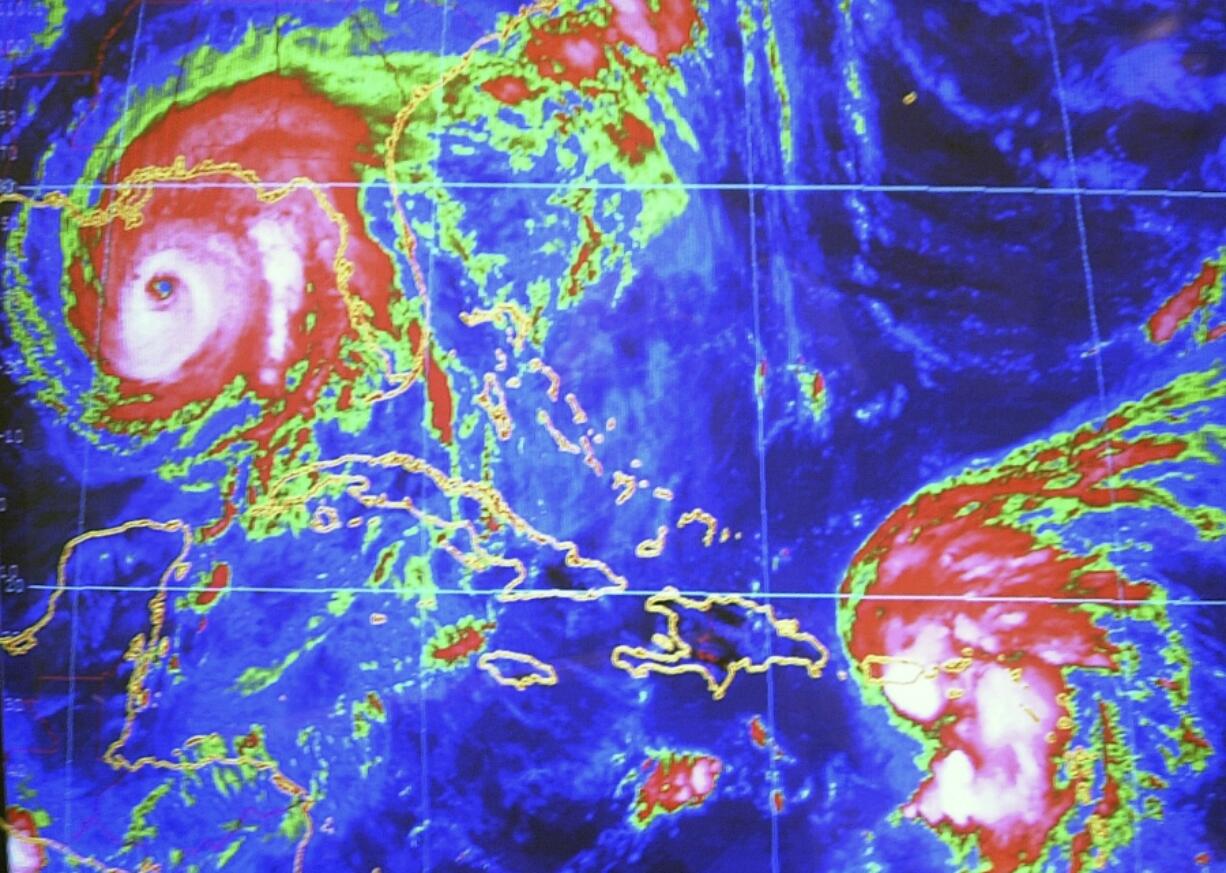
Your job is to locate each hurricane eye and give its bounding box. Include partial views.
[145,274,179,302]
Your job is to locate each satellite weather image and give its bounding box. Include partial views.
[1,0,1225,871]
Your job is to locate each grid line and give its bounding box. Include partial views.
[1042,8,1145,869]
[25,583,1226,607]
[740,9,783,869]
[62,0,149,847]
[418,4,450,868]
[14,180,1226,197]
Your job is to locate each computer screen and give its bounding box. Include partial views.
[2,1,1224,871]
